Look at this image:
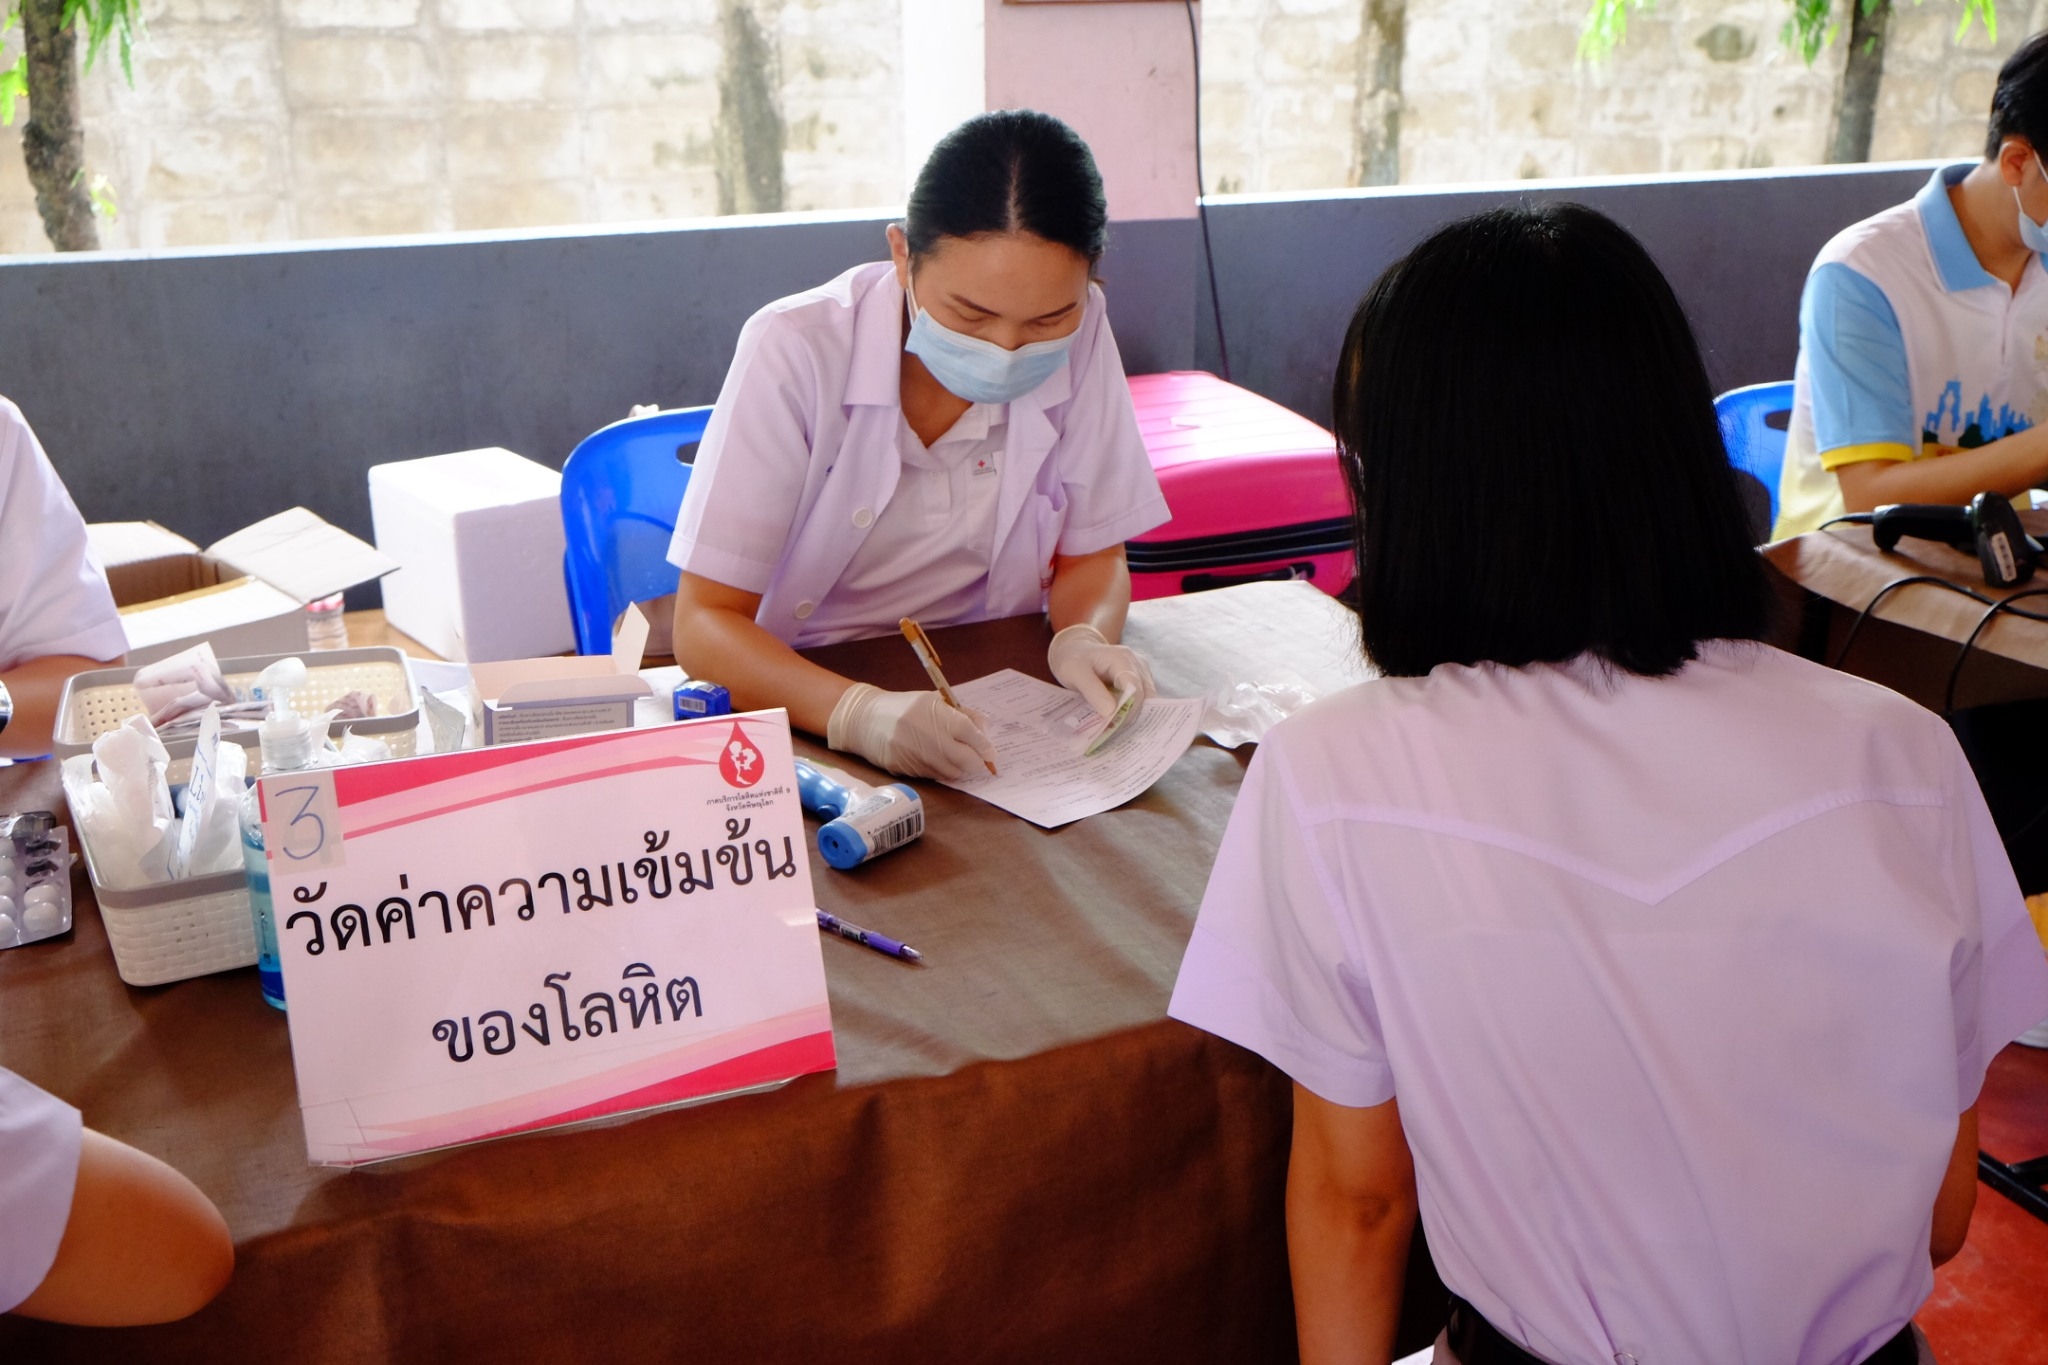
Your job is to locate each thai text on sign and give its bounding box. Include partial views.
[260,710,835,1166]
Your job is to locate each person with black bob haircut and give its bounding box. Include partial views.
[1170,203,2048,1365]
[1338,202,1767,677]
[668,110,1168,781]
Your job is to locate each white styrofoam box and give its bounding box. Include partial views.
[369,447,575,663]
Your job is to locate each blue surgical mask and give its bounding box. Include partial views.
[903,277,1075,405]
[2015,155,2048,254]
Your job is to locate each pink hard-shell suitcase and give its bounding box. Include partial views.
[1124,371,1354,601]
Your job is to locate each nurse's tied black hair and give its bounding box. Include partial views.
[905,109,1109,265]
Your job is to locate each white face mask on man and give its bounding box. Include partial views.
[2014,153,2048,253]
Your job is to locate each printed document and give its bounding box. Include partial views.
[941,670,1203,828]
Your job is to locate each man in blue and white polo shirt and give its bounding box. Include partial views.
[1775,30,2048,539]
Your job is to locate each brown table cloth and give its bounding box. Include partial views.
[0,583,1439,1363]
[1764,514,2048,710]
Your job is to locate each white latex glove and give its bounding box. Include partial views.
[1047,624,1156,719]
[827,683,999,781]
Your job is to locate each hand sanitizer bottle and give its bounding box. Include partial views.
[239,659,319,1011]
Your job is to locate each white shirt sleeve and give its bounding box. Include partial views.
[0,1068,82,1313]
[1946,738,2048,1107]
[1167,742,1396,1108]
[1051,304,1171,557]
[0,398,127,673]
[666,311,820,595]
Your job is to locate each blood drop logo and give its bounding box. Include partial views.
[719,723,764,788]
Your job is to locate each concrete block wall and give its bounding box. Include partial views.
[0,1,2036,249]
[1870,0,2034,161]
[0,0,902,253]
[1201,0,2048,193]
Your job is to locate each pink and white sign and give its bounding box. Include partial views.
[259,709,834,1166]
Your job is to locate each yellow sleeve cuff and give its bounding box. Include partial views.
[1819,441,1915,471]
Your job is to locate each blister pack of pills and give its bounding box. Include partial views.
[0,812,73,949]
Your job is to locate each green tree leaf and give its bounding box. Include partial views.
[1579,0,1656,61]
[1587,0,1999,65]
[56,0,143,78]
[1957,0,1998,41]
[0,53,25,129]
[86,170,115,219]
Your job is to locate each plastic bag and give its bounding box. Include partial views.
[1202,678,1320,749]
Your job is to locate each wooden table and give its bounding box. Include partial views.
[1764,514,2048,711]
[340,608,438,660]
[0,582,1443,1363]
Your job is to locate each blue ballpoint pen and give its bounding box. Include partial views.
[816,909,923,962]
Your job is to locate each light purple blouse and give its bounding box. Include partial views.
[1171,642,2048,1365]
[0,1067,81,1312]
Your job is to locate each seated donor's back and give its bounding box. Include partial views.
[1774,29,2048,537]
[1170,204,2048,1365]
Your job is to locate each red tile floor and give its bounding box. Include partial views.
[1917,1041,2048,1363]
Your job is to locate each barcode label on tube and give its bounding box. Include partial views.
[870,809,924,853]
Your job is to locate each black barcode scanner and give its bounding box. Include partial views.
[1862,492,2042,588]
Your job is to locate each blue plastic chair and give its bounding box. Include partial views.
[1714,381,1794,537]
[560,406,714,655]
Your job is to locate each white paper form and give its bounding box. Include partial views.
[939,670,1204,828]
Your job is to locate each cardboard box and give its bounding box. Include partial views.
[88,510,398,666]
[470,656,653,746]
[368,447,575,664]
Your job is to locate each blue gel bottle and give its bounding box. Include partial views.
[238,660,320,1012]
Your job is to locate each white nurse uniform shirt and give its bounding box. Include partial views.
[1171,642,2048,1365]
[0,1067,82,1313]
[0,396,126,673]
[667,261,1170,647]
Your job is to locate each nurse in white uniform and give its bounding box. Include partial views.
[0,396,127,759]
[668,110,1170,779]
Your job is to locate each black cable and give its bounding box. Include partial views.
[1942,588,2048,715]
[2002,781,2048,847]
[1832,574,1998,672]
[1184,0,1231,383]
[1817,513,1875,533]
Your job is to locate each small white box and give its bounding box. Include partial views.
[368,447,575,663]
[469,656,653,746]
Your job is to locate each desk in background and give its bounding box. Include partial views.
[0,582,1442,1364]
[1764,514,2048,710]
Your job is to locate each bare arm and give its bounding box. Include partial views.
[1046,543,1133,642]
[1836,428,2048,512]
[670,572,856,737]
[12,1128,232,1326]
[1288,1084,1418,1365]
[0,653,116,759]
[1931,1104,1979,1267]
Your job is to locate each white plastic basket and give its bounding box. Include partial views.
[53,647,419,760]
[65,745,256,986]
[89,865,256,987]
[54,647,419,985]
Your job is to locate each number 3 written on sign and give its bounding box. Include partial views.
[263,773,346,874]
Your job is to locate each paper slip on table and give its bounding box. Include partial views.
[0,580,1459,1365]
[1763,511,2048,711]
